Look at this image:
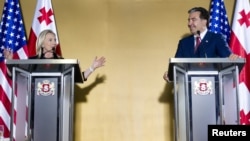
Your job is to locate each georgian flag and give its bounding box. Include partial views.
[28,0,62,57]
[229,0,250,125]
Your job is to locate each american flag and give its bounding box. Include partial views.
[0,0,28,138]
[208,0,231,43]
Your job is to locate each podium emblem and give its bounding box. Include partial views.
[194,79,213,95]
[37,80,55,96]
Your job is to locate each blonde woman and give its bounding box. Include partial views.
[4,29,106,81]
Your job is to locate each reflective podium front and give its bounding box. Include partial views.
[6,59,83,141]
[168,58,245,141]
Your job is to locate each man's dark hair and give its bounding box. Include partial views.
[188,7,209,27]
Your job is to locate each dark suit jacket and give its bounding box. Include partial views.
[167,31,232,81]
[175,31,232,58]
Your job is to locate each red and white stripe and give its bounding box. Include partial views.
[0,62,12,137]
[0,49,28,139]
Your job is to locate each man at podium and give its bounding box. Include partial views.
[163,7,238,82]
[162,7,243,141]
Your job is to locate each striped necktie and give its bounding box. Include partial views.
[194,36,201,53]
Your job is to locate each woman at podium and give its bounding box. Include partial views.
[3,29,106,81]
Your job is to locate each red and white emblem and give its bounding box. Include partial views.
[194,79,213,95]
[37,80,55,96]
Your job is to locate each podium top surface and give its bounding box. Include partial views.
[5,59,79,64]
[5,59,83,83]
[169,58,245,64]
[167,58,246,81]
[169,58,245,71]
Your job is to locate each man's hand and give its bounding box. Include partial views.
[163,71,171,83]
[229,53,239,61]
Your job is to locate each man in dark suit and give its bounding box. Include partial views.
[163,7,238,81]
[163,7,240,140]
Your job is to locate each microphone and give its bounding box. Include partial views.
[43,47,55,53]
[41,47,56,59]
[197,30,200,36]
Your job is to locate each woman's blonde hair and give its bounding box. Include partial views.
[36,29,56,58]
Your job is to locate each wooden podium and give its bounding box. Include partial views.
[168,58,245,141]
[6,59,83,141]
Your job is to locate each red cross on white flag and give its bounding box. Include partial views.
[28,0,62,57]
[229,0,250,125]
